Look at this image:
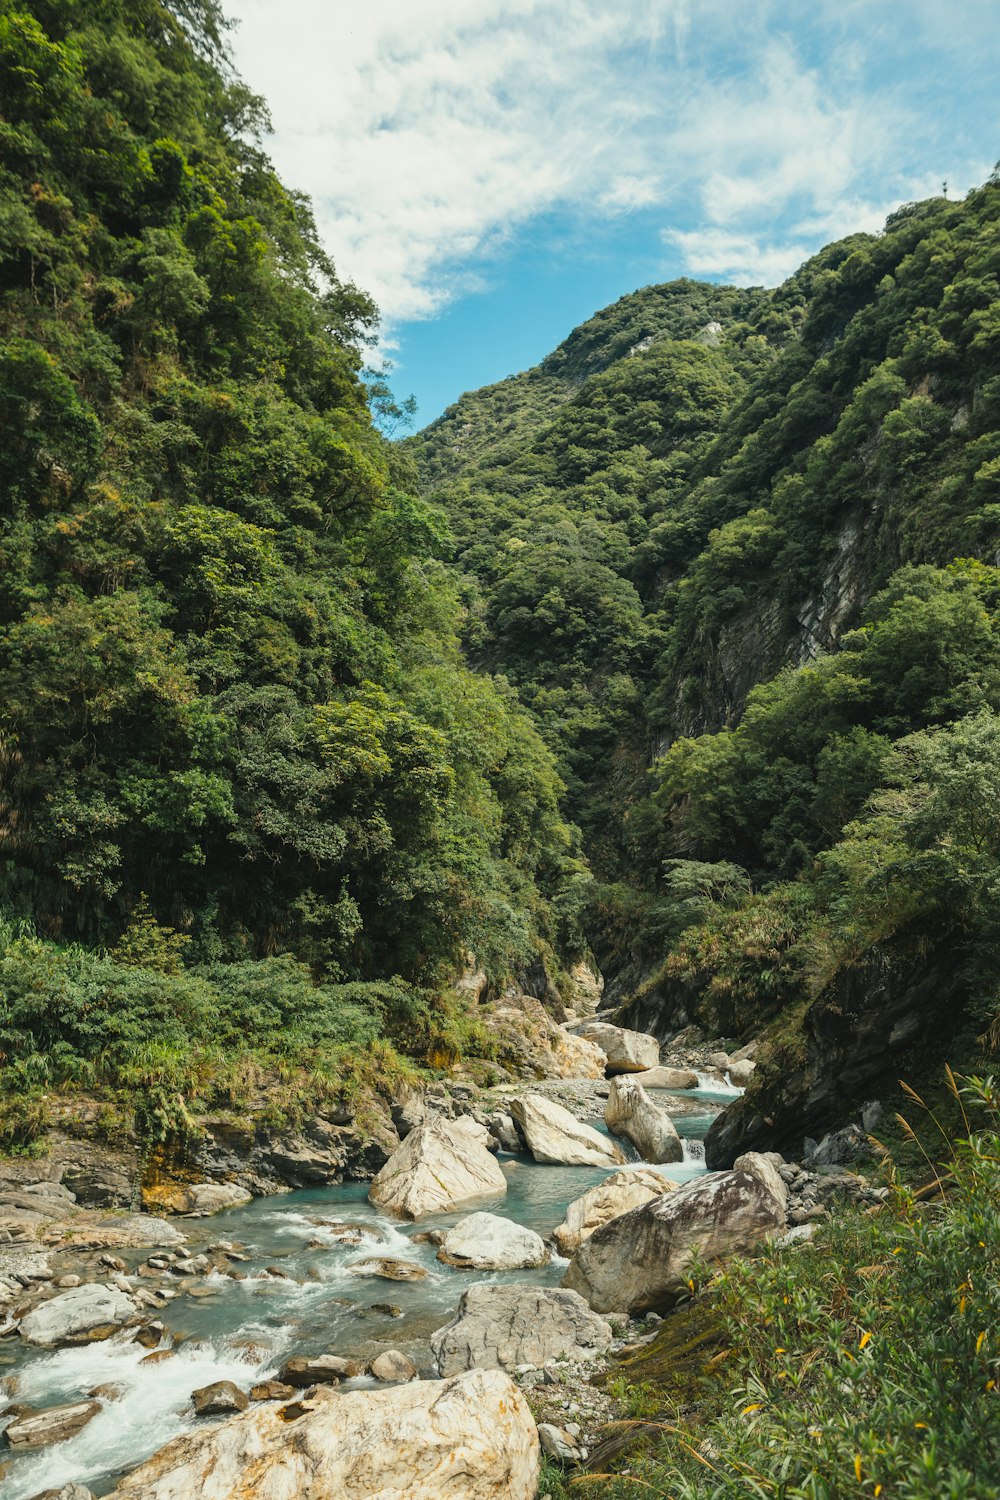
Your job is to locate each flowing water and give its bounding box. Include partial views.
[1,1095,727,1498]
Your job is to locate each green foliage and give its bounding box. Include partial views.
[571,1078,1000,1500]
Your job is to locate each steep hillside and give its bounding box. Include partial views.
[415,179,1000,1159]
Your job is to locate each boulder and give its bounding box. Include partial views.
[278,1354,362,1387]
[192,1381,248,1417]
[553,1166,675,1256]
[250,1381,296,1402]
[27,1487,96,1500]
[108,1369,539,1500]
[509,1095,624,1168]
[368,1117,507,1219]
[538,1422,583,1462]
[369,1349,417,1382]
[578,1023,660,1074]
[563,1170,786,1314]
[485,1111,523,1153]
[639,1066,699,1091]
[432,1284,612,1375]
[4,1398,101,1449]
[733,1151,788,1218]
[346,1257,427,1282]
[728,1059,755,1087]
[144,1182,252,1217]
[604,1076,683,1163]
[437,1211,548,1270]
[18,1284,135,1347]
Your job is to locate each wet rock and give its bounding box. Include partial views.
[432,1284,612,1375]
[192,1381,249,1417]
[278,1354,363,1387]
[509,1095,624,1168]
[639,1066,699,1090]
[563,1170,786,1315]
[140,1350,175,1365]
[250,1380,296,1402]
[4,1398,101,1449]
[109,1370,539,1500]
[144,1182,252,1217]
[437,1212,548,1271]
[553,1166,676,1256]
[27,1486,96,1500]
[368,1116,507,1219]
[369,1303,403,1318]
[369,1349,416,1382]
[133,1320,165,1348]
[18,1284,135,1347]
[307,1219,379,1246]
[604,1076,683,1164]
[347,1257,428,1282]
[578,1023,660,1075]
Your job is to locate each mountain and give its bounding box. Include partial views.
[413,178,1000,1160]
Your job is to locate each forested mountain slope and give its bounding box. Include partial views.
[414,179,1000,1160]
[0,0,585,1145]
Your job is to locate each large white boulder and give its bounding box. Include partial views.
[437,1211,548,1270]
[18,1283,136,1347]
[432,1284,612,1376]
[368,1116,506,1219]
[578,1022,660,1074]
[604,1076,683,1163]
[109,1369,539,1500]
[509,1095,625,1168]
[733,1151,788,1218]
[563,1170,786,1314]
[144,1182,252,1216]
[640,1065,699,1090]
[553,1166,675,1256]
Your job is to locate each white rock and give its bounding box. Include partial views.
[563,1170,786,1314]
[18,1283,136,1347]
[438,1211,548,1270]
[639,1065,699,1090]
[369,1349,417,1382]
[733,1151,787,1218]
[553,1166,675,1256]
[432,1284,612,1376]
[578,1023,660,1074]
[728,1058,756,1086]
[4,1398,102,1448]
[368,1116,507,1219]
[538,1422,583,1462]
[509,1095,624,1168]
[108,1369,539,1500]
[604,1076,683,1163]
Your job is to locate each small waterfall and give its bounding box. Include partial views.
[681,1137,706,1167]
[693,1068,744,1099]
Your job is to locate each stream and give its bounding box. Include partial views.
[1,1084,736,1498]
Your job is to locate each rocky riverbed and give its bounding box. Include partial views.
[0,1014,883,1498]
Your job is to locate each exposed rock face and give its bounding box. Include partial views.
[564,961,604,1017]
[18,1283,135,1346]
[432,1284,613,1375]
[481,994,606,1080]
[552,1166,675,1256]
[4,1398,101,1449]
[640,1066,699,1090]
[509,1095,625,1168]
[733,1151,788,1217]
[368,1116,507,1219]
[578,1023,660,1074]
[108,1370,539,1500]
[437,1211,548,1271]
[192,1380,249,1416]
[369,1349,416,1382]
[604,1076,683,1163]
[563,1171,785,1314]
[143,1182,252,1216]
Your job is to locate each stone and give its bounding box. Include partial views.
[278,1354,363,1387]
[346,1257,427,1282]
[604,1076,683,1164]
[18,1284,135,1347]
[4,1398,101,1449]
[486,1111,523,1153]
[140,1350,175,1365]
[143,1182,253,1217]
[431,1284,612,1376]
[639,1065,699,1090]
[437,1211,548,1270]
[708,1051,730,1070]
[552,1166,676,1256]
[538,1422,583,1462]
[108,1369,539,1500]
[563,1170,786,1315]
[368,1116,507,1219]
[578,1022,660,1074]
[509,1095,624,1168]
[728,1059,755,1087]
[733,1151,788,1218]
[192,1381,248,1416]
[250,1381,296,1402]
[369,1349,417,1382]
[29,1487,97,1500]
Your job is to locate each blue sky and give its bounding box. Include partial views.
[227,0,998,426]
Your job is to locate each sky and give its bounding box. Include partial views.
[227,0,999,426]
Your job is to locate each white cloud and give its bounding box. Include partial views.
[226,0,994,323]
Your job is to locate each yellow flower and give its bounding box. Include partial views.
[875,1487,883,1497]
[976,1332,987,1355]
[914,1423,928,1430]
[859,1331,872,1350]
[741,1404,763,1415]
[854,1455,863,1481]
